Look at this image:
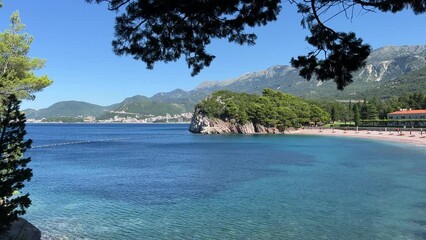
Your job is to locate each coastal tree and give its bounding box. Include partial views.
[309,105,330,126]
[330,105,337,123]
[86,0,425,90]
[366,104,378,120]
[367,97,380,119]
[345,101,353,124]
[353,104,360,126]
[360,99,379,120]
[360,99,368,120]
[224,100,240,121]
[0,10,52,231]
[0,11,52,100]
[0,95,32,232]
[277,106,298,129]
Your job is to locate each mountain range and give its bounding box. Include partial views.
[24,95,189,120]
[25,45,426,120]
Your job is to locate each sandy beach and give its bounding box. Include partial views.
[290,128,426,147]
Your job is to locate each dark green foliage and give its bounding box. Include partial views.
[197,90,255,123]
[86,0,280,76]
[360,94,426,120]
[383,93,426,113]
[346,101,354,123]
[358,98,379,120]
[311,93,426,126]
[330,106,337,123]
[309,99,353,123]
[292,0,426,88]
[0,95,32,232]
[87,0,425,89]
[353,104,360,127]
[360,102,371,119]
[366,97,379,120]
[197,89,330,130]
[291,26,371,90]
[310,105,328,126]
[360,100,367,120]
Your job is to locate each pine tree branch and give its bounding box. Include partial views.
[310,0,337,34]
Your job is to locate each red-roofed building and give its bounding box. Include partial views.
[388,109,426,120]
[387,109,426,127]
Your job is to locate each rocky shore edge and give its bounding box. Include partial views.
[189,111,293,134]
[0,219,41,240]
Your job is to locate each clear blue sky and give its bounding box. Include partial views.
[1,0,426,109]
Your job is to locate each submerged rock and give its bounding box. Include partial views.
[0,218,41,240]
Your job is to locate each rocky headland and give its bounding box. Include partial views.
[189,110,289,134]
[188,90,329,134]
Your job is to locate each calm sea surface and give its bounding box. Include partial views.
[25,124,426,239]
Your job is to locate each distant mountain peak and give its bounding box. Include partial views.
[369,45,426,62]
[194,80,222,90]
[122,95,149,102]
[195,65,296,90]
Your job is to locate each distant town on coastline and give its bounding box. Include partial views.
[27,112,193,124]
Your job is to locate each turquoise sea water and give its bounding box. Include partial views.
[24,124,426,239]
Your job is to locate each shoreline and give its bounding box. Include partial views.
[289,128,426,147]
[26,122,191,124]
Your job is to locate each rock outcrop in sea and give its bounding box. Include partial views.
[189,108,290,134]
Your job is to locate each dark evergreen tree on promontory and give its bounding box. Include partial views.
[87,0,425,90]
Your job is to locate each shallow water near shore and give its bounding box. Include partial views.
[25,124,426,239]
